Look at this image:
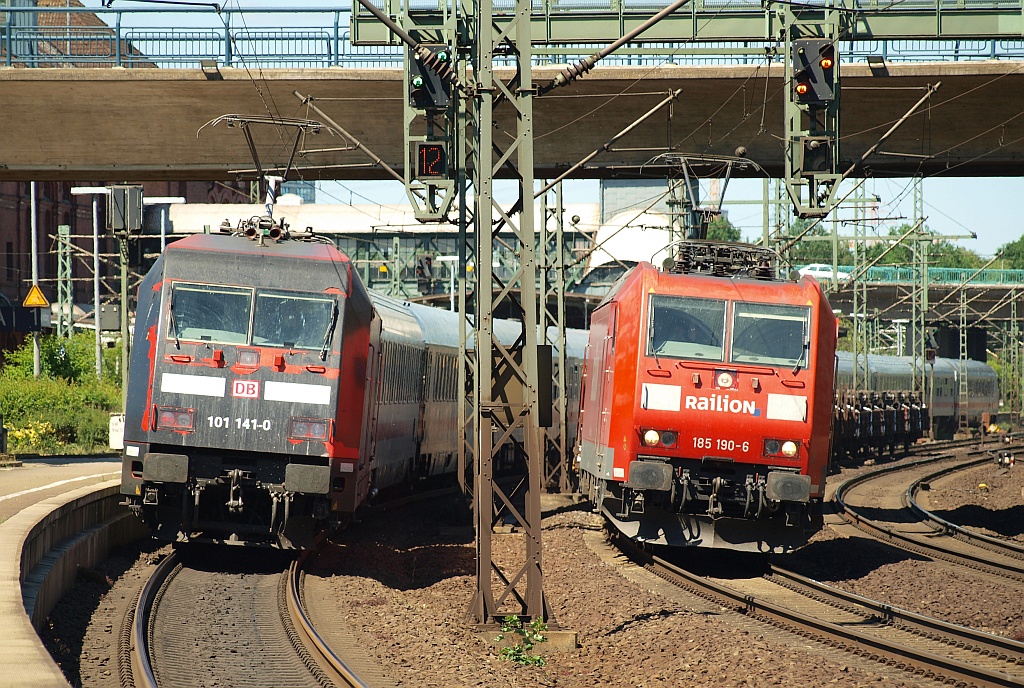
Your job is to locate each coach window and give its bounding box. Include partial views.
[648,295,725,361]
[167,283,252,345]
[379,342,387,403]
[730,302,810,367]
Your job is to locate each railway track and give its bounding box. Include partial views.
[906,456,1024,560]
[617,537,1024,687]
[124,548,375,688]
[834,441,1024,581]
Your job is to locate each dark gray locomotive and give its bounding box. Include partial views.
[119,231,586,547]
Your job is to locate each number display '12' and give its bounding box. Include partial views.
[416,143,447,178]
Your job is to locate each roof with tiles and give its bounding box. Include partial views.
[1,0,154,67]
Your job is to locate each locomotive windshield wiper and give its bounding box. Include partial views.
[792,332,810,374]
[319,301,339,361]
[168,295,181,350]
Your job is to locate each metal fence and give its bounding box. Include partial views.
[822,266,1024,285]
[5,5,1024,69]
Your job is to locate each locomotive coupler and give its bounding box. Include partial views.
[672,470,691,513]
[616,487,646,518]
[707,476,725,518]
[226,468,245,513]
[630,491,645,515]
[784,502,807,528]
[270,491,294,533]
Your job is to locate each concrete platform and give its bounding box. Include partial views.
[0,484,101,688]
[0,456,120,522]
[0,458,132,688]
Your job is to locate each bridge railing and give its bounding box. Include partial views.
[821,266,1024,285]
[5,5,1024,69]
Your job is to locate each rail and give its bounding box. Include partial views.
[833,448,1024,581]
[905,457,1024,559]
[131,548,371,688]
[616,533,1024,688]
[5,5,1024,68]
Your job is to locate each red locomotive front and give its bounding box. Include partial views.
[578,249,837,552]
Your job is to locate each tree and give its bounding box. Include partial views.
[787,217,855,266]
[930,243,983,269]
[865,224,983,270]
[706,214,741,242]
[997,235,1024,269]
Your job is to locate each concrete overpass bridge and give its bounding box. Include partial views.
[2,61,1024,182]
[4,2,1024,182]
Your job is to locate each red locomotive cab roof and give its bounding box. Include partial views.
[168,233,352,265]
[600,262,831,311]
[160,232,359,299]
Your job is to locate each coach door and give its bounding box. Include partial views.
[586,304,617,476]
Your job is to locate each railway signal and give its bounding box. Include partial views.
[783,28,841,218]
[408,44,452,111]
[107,185,144,234]
[792,39,836,106]
[402,42,455,221]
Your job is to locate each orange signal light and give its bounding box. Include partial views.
[795,82,810,96]
[819,56,834,69]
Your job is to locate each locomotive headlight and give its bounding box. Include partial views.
[237,349,260,367]
[155,406,193,431]
[641,429,676,448]
[290,417,331,441]
[764,438,799,458]
[715,371,734,388]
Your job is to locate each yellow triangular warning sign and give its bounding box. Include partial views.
[22,284,50,308]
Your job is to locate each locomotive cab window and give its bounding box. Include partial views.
[165,282,338,352]
[648,295,725,361]
[253,293,336,350]
[167,284,252,345]
[730,302,810,367]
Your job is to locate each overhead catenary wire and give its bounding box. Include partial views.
[543,0,692,93]
[293,91,405,186]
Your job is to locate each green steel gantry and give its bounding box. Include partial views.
[346,0,1024,624]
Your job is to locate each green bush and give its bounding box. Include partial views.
[1,333,122,455]
[4,331,121,382]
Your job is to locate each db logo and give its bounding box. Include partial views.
[232,380,260,398]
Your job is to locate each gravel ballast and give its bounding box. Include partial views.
[42,444,1024,687]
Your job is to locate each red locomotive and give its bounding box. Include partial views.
[576,242,837,552]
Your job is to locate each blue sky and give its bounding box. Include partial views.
[320,176,1023,260]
